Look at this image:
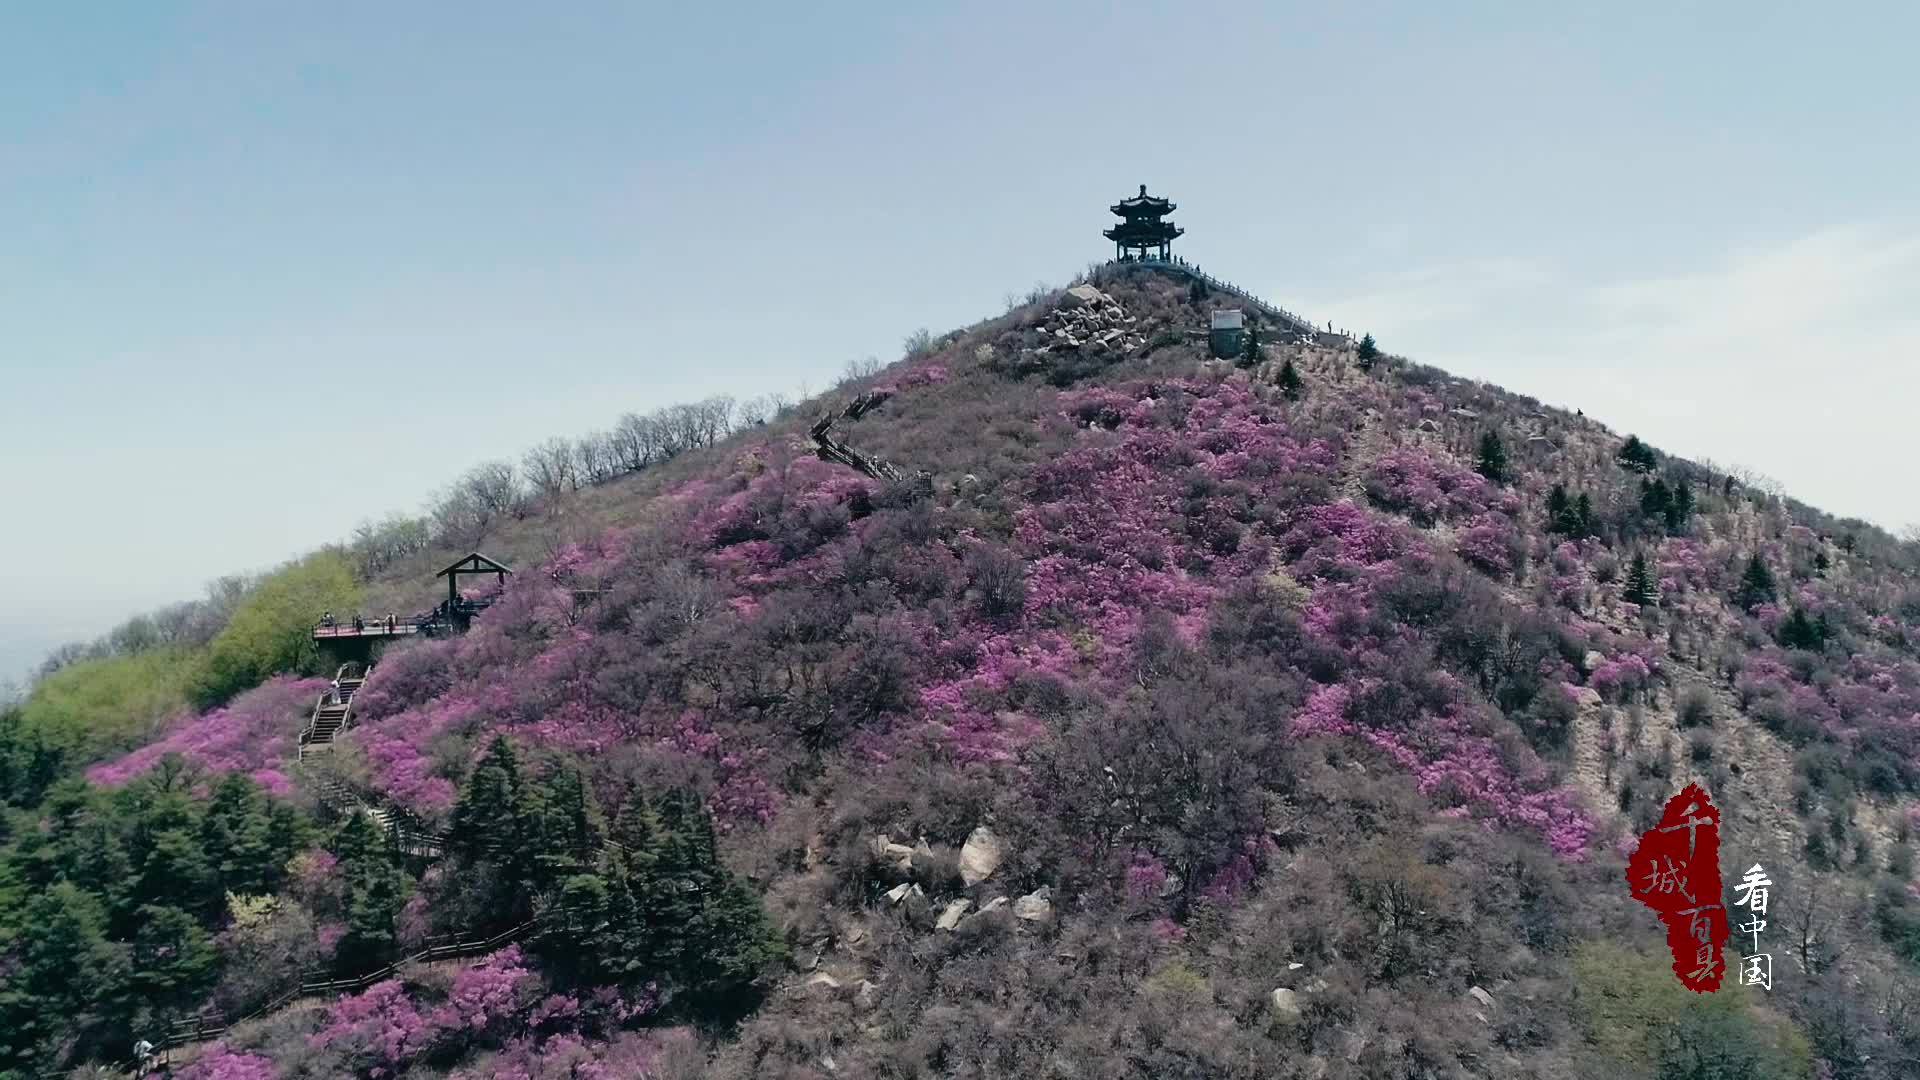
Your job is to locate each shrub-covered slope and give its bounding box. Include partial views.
[8,263,1920,1078]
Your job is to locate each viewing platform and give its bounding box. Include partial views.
[312,551,512,645]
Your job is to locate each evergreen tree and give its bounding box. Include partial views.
[1639,478,1672,521]
[1574,493,1595,537]
[1277,358,1303,401]
[451,735,525,862]
[127,903,217,1020]
[535,766,604,884]
[1617,434,1658,473]
[1476,430,1509,483]
[1667,479,1694,534]
[330,812,412,974]
[1239,320,1261,366]
[1778,608,1828,651]
[1737,555,1777,610]
[1546,484,1570,530]
[1356,332,1379,370]
[0,883,129,1068]
[200,773,283,898]
[1624,553,1659,607]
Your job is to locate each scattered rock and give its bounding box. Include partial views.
[1288,962,1305,971]
[1583,650,1605,672]
[1469,985,1495,1008]
[959,826,1005,886]
[1013,887,1054,922]
[1303,977,1329,994]
[884,882,914,904]
[807,972,841,991]
[1569,686,1602,709]
[855,979,879,1008]
[1473,1010,1489,1025]
[936,899,973,931]
[1270,987,1303,1023]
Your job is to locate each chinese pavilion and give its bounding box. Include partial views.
[1104,184,1183,261]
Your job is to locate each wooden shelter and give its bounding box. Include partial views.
[1104,184,1183,261]
[436,552,513,610]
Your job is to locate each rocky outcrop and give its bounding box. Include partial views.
[959,825,1005,886]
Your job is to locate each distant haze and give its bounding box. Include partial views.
[5,2,1918,682]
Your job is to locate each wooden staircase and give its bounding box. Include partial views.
[299,666,364,759]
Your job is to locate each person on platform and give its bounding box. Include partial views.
[321,611,335,628]
[352,613,364,632]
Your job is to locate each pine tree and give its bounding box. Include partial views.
[1277,358,1303,401]
[1737,554,1777,610]
[1779,608,1826,651]
[200,773,280,898]
[1666,479,1694,534]
[1240,320,1261,367]
[1547,484,1570,530]
[451,735,525,862]
[1624,553,1659,607]
[1574,493,1595,538]
[535,767,604,884]
[331,812,412,974]
[1617,434,1658,473]
[1639,478,1672,521]
[1476,430,1508,483]
[1356,333,1379,370]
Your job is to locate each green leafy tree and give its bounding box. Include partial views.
[1737,554,1778,610]
[1624,553,1659,607]
[1277,358,1303,401]
[190,551,360,707]
[1356,332,1379,370]
[1476,430,1509,483]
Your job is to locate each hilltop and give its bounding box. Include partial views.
[5,261,1920,1078]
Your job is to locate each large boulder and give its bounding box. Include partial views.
[959,826,1006,886]
[1270,987,1304,1023]
[1468,985,1495,1008]
[1061,284,1109,309]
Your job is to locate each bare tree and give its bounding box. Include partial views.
[575,431,618,485]
[522,437,579,499]
[841,356,883,384]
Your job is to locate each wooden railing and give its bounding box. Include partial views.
[152,920,538,1054]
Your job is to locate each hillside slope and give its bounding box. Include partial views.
[10,262,1920,1078]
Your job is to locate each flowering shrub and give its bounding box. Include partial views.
[1363,447,1514,526]
[179,1046,277,1080]
[86,676,326,794]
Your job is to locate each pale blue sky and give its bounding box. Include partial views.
[5,2,1919,683]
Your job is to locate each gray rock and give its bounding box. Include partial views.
[884,882,914,904]
[1270,987,1303,1023]
[1013,887,1054,922]
[959,826,1005,886]
[935,899,972,931]
[807,972,841,990]
[1469,985,1494,1008]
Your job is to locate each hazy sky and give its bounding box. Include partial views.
[4,3,1918,684]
